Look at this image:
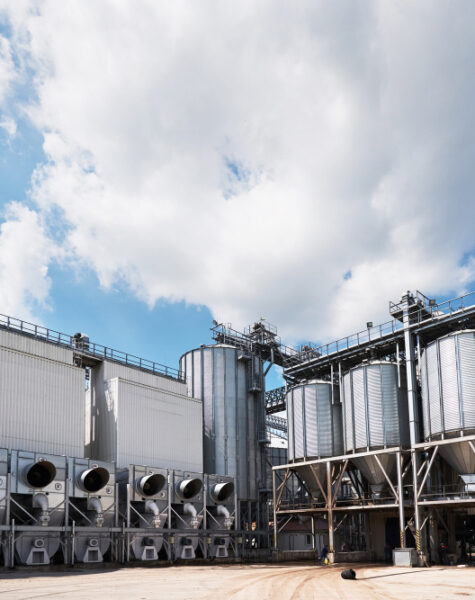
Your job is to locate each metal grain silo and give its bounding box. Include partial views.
[180,345,266,503]
[342,362,409,496]
[420,330,475,488]
[286,381,343,498]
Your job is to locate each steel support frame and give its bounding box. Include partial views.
[272,446,410,560]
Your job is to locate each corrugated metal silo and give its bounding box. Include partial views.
[342,362,409,496]
[420,330,475,488]
[286,380,343,498]
[180,345,266,503]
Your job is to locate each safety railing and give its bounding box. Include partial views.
[0,313,184,381]
[284,290,475,369]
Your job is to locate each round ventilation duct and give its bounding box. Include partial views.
[136,474,166,497]
[78,467,110,493]
[23,461,56,488]
[176,478,202,500]
[210,482,234,503]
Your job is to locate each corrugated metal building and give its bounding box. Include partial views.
[0,330,85,457]
[88,361,203,471]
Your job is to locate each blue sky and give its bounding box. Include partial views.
[0,2,474,394]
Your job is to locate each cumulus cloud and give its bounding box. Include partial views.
[1,1,475,343]
[0,203,57,321]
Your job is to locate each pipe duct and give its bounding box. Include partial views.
[22,461,56,489]
[77,467,110,493]
[176,478,202,501]
[145,499,162,528]
[217,504,234,530]
[184,502,200,529]
[32,493,50,526]
[136,474,166,497]
[210,482,234,504]
[88,497,104,527]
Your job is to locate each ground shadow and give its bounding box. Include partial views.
[357,568,446,580]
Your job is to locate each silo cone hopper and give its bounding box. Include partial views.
[171,470,204,559]
[67,458,115,563]
[350,454,397,499]
[293,464,328,500]
[206,475,235,558]
[10,450,66,565]
[439,441,475,493]
[118,465,169,561]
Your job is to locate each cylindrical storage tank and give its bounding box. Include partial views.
[420,330,475,485]
[287,380,343,461]
[421,330,475,439]
[286,380,343,498]
[342,361,409,496]
[180,345,266,502]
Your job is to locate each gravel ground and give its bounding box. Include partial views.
[0,562,473,599]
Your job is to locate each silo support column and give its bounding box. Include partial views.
[397,451,406,548]
[326,461,334,562]
[272,470,277,550]
[411,450,423,560]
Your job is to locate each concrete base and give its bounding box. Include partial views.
[393,548,417,566]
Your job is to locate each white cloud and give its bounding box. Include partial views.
[0,30,15,104]
[0,203,57,322]
[0,116,16,138]
[2,1,475,343]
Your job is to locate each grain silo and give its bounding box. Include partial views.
[180,345,267,506]
[286,380,343,498]
[342,361,409,496]
[420,330,475,490]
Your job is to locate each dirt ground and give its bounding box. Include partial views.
[0,562,473,600]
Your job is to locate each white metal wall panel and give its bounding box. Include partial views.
[100,361,187,396]
[109,377,203,470]
[0,330,74,364]
[0,346,85,456]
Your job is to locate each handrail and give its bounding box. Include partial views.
[0,313,184,381]
[285,290,475,368]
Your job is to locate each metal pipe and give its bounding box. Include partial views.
[326,461,334,556]
[401,293,424,561]
[272,469,277,549]
[396,451,405,548]
[311,515,315,551]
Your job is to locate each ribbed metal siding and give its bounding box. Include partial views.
[421,330,475,438]
[99,376,203,470]
[286,381,343,460]
[180,345,265,502]
[0,346,85,456]
[342,362,408,452]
